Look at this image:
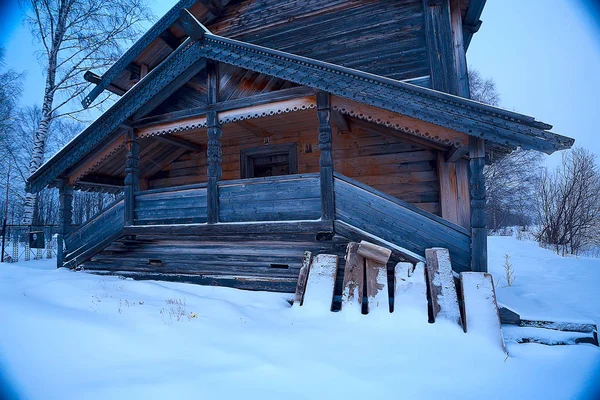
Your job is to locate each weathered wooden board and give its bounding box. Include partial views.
[394,262,427,314]
[219,175,321,222]
[302,254,339,312]
[363,243,392,314]
[341,242,364,313]
[358,241,392,265]
[460,272,506,352]
[425,248,462,325]
[294,251,312,306]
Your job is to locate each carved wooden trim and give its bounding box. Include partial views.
[30,32,572,193]
[331,96,468,147]
[136,96,316,138]
[68,135,127,186]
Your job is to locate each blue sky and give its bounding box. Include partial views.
[2,0,600,165]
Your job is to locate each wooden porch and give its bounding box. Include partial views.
[61,171,471,293]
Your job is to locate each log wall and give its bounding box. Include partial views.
[208,0,428,81]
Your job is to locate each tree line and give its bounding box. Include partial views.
[470,70,600,256]
[0,0,153,227]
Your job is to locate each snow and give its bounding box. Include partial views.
[393,262,427,314]
[461,272,505,351]
[429,248,462,324]
[488,235,600,328]
[0,235,599,399]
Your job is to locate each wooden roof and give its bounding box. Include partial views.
[27,23,573,193]
[83,0,487,107]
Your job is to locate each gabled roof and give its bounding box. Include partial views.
[82,0,487,107]
[27,19,573,193]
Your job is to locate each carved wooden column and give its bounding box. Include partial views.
[317,91,335,221]
[124,128,139,226]
[469,137,487,272]
[207,110,222,224]
[57,179,73,268]
[206,60,221,224]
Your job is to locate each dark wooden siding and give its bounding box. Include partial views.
[218,174,321,222]
[135,184,208,225]
[208,0,429,81]
[333,174,471,272]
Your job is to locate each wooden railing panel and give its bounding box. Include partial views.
[334,174,471,272]
[65,198,124,254]
[218,174,321,223]
[135,186,208,225]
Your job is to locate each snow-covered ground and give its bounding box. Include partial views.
[1,236,599,399]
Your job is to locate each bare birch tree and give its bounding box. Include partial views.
[20,0,152,224]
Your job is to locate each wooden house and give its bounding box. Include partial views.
[27,0,573,293]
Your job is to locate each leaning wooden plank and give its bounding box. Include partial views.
[363,242,392,314]
[293,251,312,306]
[301,254,339,312]
[425,248,462,325]
[460,272,506,353]
[358,240,392,265]
[341,242,364,313]
[394,262,427,315]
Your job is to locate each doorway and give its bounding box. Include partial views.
[240,143,298,179]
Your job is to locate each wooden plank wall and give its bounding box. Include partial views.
[332,126,441,216]
[135,185,208,225]
[218,174,321,222]
[208,0,428,81]
[334,174,471,272]
[145,116,443,216]
[146,126,320,189]
[437,155,471,228]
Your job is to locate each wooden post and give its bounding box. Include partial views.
[469,137,487,272]
[207,110,222,224]
[206,60,221,224]
[57,179,73,268]
[317,91,335,221]
[124,127,139,226]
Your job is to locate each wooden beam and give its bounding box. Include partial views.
[141,147,188,179]
[423,0,459,95]
[78,175,124,188]
[317,91,335,221]
[330,109,350,134]
[158,29,182,50]
[140,63,149,80]
[446,145,468,162]
[131,57,207,121]
[235,120,272,138]
[133,86,315,127]
[155,134,203,152]
[83,71,126,96]
[469,137,487,272]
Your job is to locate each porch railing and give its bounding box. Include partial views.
[60,172,471,272]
